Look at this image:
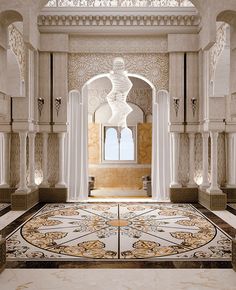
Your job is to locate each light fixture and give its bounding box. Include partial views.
[37,98,44,117]
[55,97,62,116]
[106,58,133,128]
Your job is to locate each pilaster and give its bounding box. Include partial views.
[55,132,66,188]
[200,132,210,189]
[40,132,49,187]
[15,132,30,193]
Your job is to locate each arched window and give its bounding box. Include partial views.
[120,128,134,160]
[103,126,136,162]
[104,128,119,160]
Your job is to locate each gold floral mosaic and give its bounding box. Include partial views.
[6,203,231,261]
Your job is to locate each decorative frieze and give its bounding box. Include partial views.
[46,0,194,8]
[38,14,199,27]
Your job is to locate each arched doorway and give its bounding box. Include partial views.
[67,72,170,202]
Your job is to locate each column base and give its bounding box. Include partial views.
[170,187,198,203]
[11,188,39,210]
[221,187,236,203]
[225,184,236,188]
[206,187,223,194]
[55,182,67,188]
[29,184,38,190]
[170,183,182,188]
[39,182,50,188]
[0,188,16,203]
[0,184,10,189]
[15,187,31,194]
[39,187,67,203]
[187,183,197,188]
[199,189,227,210]
[200,183,210,190]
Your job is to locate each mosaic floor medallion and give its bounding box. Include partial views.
[6,203,231,261]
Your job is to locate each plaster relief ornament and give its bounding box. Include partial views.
[106,58,133,128]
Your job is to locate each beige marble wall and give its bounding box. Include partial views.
[89,167,151,189]
[138,123,152,164]
[88,123,152,188]
[88,123,100,164]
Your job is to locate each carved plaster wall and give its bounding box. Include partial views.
[8,24,26,81]
[138,123,152,164]
[10,133,59,187]
[179,133,226,187]
[69,53,169,92]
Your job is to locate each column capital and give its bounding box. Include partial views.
[202,132,209,138]
[188,132,195,139]
[28,132,36,138]
[18,131,28,139]
[57,132,66,139]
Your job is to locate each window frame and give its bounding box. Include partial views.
[101,124,137,164]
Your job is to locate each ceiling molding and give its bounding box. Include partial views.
[38,14,200,28]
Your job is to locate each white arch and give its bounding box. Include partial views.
[68,73,170,201]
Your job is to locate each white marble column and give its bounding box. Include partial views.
[226,133,236,187]
[28,132,37,188]
[0,133,10,188]
[207,131,222,194]
[56,132,66,188]
[40,132,49,187]
[201,132,210,189]
[187,133,197,187]
[170,132,181,188]
[16,132,30,193]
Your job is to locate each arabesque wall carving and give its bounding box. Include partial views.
[8,25,26,81]
[179,133,226,187]
[69,53,169,91]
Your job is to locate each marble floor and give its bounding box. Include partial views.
[90,188,148,198]
[0,202,236,290]
[228,204,236,210]
[0,269,236,290]
[0,203,10,217]
[5,203,232,261]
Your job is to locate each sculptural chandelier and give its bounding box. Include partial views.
[106,58,133,128]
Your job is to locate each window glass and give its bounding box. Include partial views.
[104,128,119,160]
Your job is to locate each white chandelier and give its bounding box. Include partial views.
[46,0,194,8]
[106,58,133,128]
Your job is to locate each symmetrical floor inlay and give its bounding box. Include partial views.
[6,203,231,261]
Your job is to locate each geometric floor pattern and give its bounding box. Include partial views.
[6,203,232,261]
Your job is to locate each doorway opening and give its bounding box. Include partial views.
[87,75,152,199]
[67,73,170,201]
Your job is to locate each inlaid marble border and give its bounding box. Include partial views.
[0,204,11,218]
[227,204,236,216]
